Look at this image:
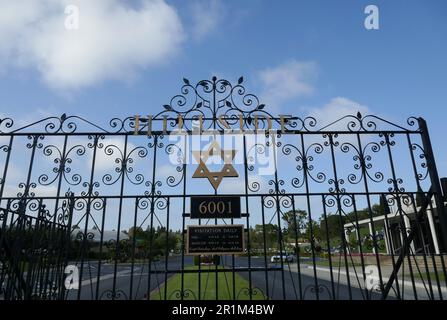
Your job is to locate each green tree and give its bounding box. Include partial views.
[128,226,146,240]
[319,214,343,243]
[281,210,307,240]
[249,224,279,253]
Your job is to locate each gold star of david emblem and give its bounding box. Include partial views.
[192,140,238,191]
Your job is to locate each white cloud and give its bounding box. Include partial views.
[2,184,58,198]
[308,97,370,129]
[220,174,269,194]
[157,164,179,180]
[257,60,318,112]
[0,0,185,89]
[189,0,223,41]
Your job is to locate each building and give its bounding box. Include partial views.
[343,196,446,255]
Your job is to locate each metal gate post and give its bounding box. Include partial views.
[418,117,447,252]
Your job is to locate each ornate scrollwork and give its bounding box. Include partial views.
[328,178,345,194]
[0,117,13,133]
[102,144,148,185]
[364,233,386,251]
[38,144,86,186]
[100,289,128,300]
[279,195,293,209]
[411,143,429,181]
[55,197,74,226]
[268,179,285,195]
[26,134,44,149]
[144,180,163,196]
[262,196,276,209]
[16,182,37,199]
[0,78,437,302]
[74,230,95,242]
[236,287,267,300]
[248,179,261,193]
[155,197,169,211]
[282,142,326,189]
[387,178,405,193]
[303,284,333,300]
[109,117,137,134]
[0,80,420,135]
[153,76,279,131]
[0,144,10,153]
[168,289,197,300]
[165,143,185,187]
[80,182,100,197]
[323,194,358,228]
[319,112,418,133]
[247,143,267,172]
[136,197,151,211]
[341,141,384,184]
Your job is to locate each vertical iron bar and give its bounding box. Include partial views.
[380,194,410,299]
[60,193,74,300]
[77,134,100,300]
[425,200,439,298]
[418,118,447,252]
[129,197,139,299]
[355,133,385,297]
[0,136,13,200]
[327,133,353,299]
[146,135,158,300]
[44,135,68,299]
[180,135,187,300]
[271,132,286,299]
[290,196,301,299]
[260,196,270,299]
[300,134,319,300]
[406,133,427,299]
[351,195,368,300]
[94,198,107,300]
[383,132,420,299]
[242,133,254,299]
[111,135,128,300]
[164,198,170,300]
[322,195,336,299]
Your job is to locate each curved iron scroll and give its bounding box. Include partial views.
[0,78,420,134]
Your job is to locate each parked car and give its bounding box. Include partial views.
[330,246,342,254]
[270,252,294,263]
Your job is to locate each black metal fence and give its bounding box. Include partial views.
[0,196,73,300]
[0,77,446,300]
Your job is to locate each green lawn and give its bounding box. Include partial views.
[150,265,266,300]
[410,271,446,283]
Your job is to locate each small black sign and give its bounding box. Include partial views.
[190,196,241,219]
[186,225,245,255]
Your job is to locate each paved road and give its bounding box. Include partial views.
[221,256,380,300]
[64,256,370,300]
[222,256,446,300]
[62,256,446,300]
[66,257,193,300]
[4,255,443,300]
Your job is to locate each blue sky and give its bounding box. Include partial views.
[0,0,446,230]
[1,1,446,166]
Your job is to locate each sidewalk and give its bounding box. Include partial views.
[288,262,447,300]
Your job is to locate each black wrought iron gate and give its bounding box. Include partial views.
[1,77,446,300]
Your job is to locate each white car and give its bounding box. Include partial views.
[270,252,294,263]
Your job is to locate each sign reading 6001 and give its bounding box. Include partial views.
[190,196,241,219]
